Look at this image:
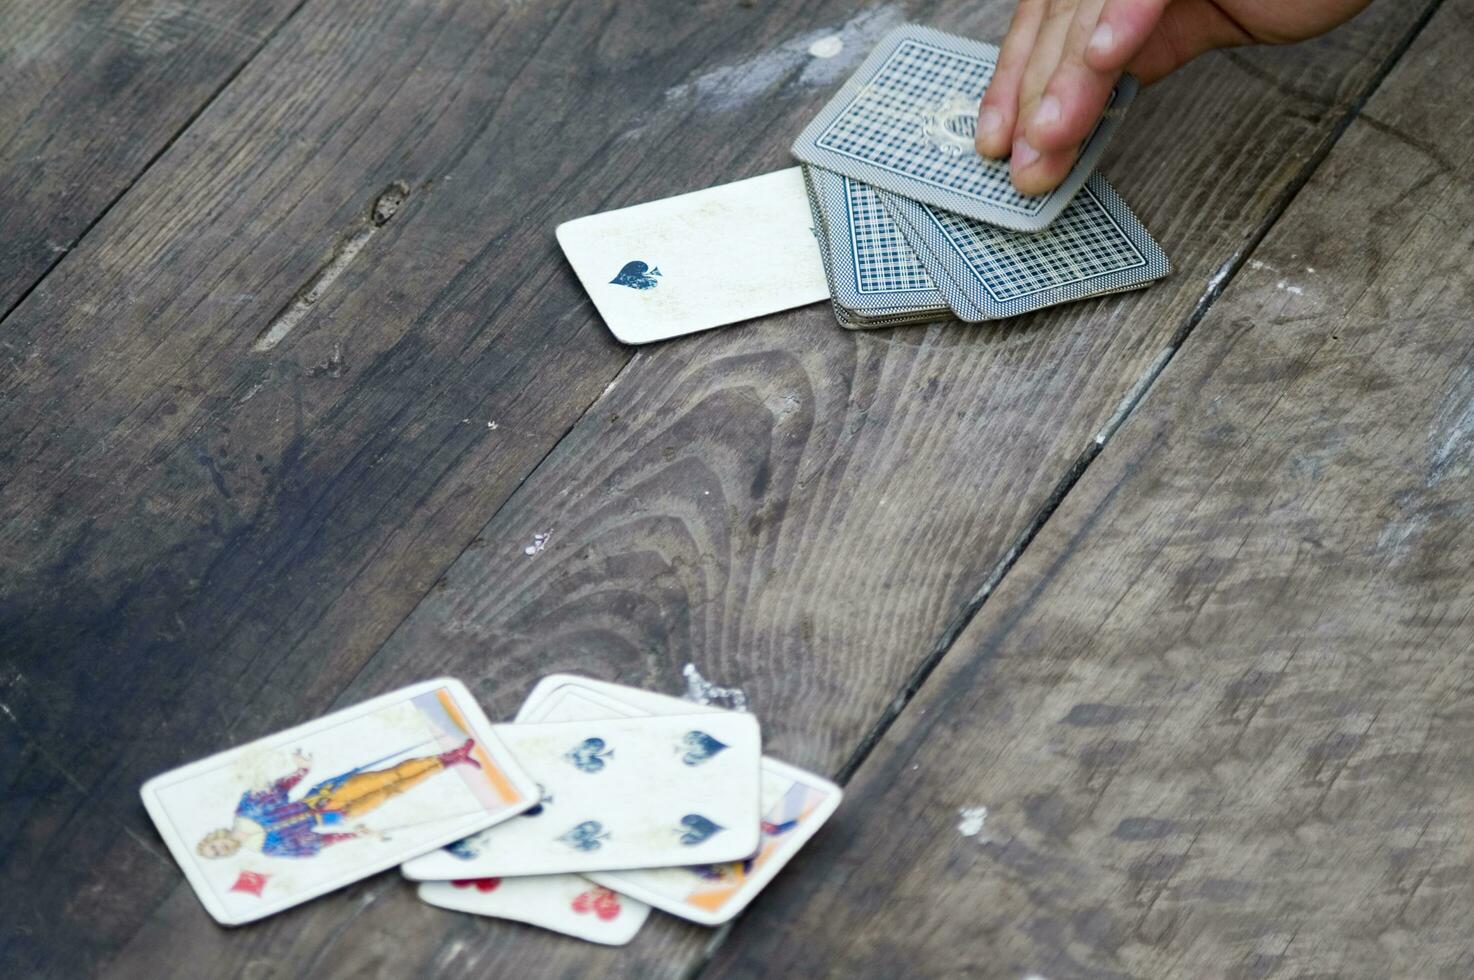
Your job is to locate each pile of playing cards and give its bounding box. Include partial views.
[796,25,1169,328]
[557,24,1168,343]
[140,676,840,945]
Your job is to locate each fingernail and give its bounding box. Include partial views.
[1012,136,1040,170]
[978,106,1004,143]
[1034,95,1061,131]
[1088,22,1114,58]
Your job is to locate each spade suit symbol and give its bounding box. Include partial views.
[676,813,724,846]
[566,737,613,773]
[678,730,729,766]
[610,260,661,290]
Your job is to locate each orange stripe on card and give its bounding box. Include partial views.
[437,689,520,804]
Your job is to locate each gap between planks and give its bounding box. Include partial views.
[676,0,1446,974]
[0,0,317,331]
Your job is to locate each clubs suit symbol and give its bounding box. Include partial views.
[676,813,724,846]
[566,737,613,773]
[610,260,661,290]
[677,731,729,767]
[559,820,610,852]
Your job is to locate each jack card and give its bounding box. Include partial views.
[139,678,537,926]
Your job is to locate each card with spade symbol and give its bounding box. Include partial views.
[401,712,761,879]
[520,675,843,926]
[555,167,829,344]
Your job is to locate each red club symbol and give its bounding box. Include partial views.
[571,886,621,921]
[229,871,269,897]
[452,877,501,893]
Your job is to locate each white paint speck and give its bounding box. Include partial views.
[682,663,748,711]
[662,4,903,110]
[487,420,498,429]
[808,35,843,58]
[523,530,552,556]
[957,806,989,838]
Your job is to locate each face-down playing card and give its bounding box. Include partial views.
[139,678,538,925]
[556,167,830,344]
[878,173,1171,322]
[524,676,844,926]
[792,24,1138,232]
[401,711,762,879]
[803,163,949,328]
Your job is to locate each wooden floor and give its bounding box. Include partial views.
[2,0,1470,976]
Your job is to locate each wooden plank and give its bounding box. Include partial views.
[319,5,1445,978]
[701,3,1474,976]
[0,0,305,316]
[0,1,925,973]
[0,3,1438,979]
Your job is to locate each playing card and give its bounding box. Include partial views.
[139,678,537,925]
[804,164,949,320]
[525,676,844,926]
[556,167,830,344]
[792,24,1138,232]
[878,173,1170,321]
[417,876,649,946]
[401,712,762,878]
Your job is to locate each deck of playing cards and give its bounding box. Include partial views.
[141,675,841,947]
[555,24,1170,342]
[794,24,1170,329]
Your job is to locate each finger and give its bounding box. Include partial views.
[1027,0,1119,153]
[1015,0,1078,123]
[1082,0,1171,72]
[1010,0,1080,192]
[1123,0,1254,83]
[977,0,1048,158]
[1009,138,1078,196]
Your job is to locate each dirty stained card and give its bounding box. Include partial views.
[522,676,844,926]
[792,24,1137,232]
[418,876,649,946]
[556,167,830,345]
[139,678,538,926]
[401,713,762,879]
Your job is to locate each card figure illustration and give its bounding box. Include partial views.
[195,738,484,861]
[141,679,536,925]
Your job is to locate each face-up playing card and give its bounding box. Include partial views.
[523,676,843,926]
[792,24,1138,232]
[139,678,537,925]
[804,164,949,325]
[878,173,1170,322]
[401,712,761,878]
[556,167,830,344]
[417,876,649,946]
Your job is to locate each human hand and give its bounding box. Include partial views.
[975,0,1374,194]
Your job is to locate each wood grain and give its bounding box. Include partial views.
[0,0,906,972]
[0,0,305,316]
[0,0,1443,976]
[323,2,1441,977]
[702,3,1474,976]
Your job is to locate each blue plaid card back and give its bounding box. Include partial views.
[792,24,1138,232]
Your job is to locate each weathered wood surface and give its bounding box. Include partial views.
[327,4,1442,979]
[0,0,1448,976]
[705,3,1474,977]
[0,0,304,317]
